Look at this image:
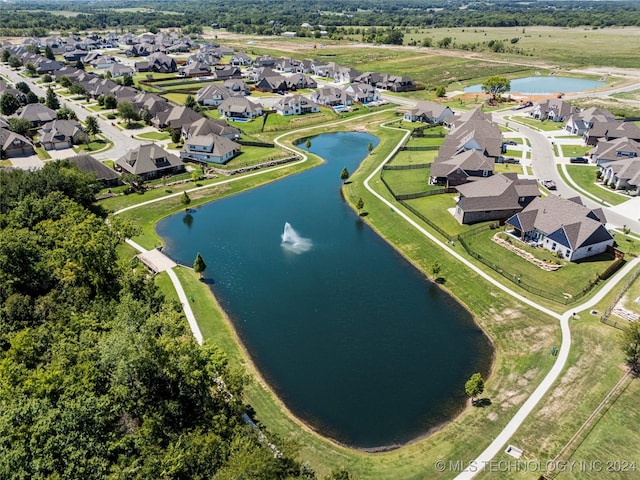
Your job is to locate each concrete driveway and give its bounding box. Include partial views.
[8,154,44,170]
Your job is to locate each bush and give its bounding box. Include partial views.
[106,113,116,120]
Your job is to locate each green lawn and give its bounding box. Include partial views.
[404,193,475,238]
[73,138,112,153]
[35,146,51,160]
[560,144,591,158]
[510,116,566,132]
[494,163,524,174]
[137,131,171,141]
[562,165,628,206]
[381,168,431,196]
[461,228,616,301]
[614,233,640,257]
[389,148,439,165]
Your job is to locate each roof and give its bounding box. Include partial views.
[39,119,87,143]
[185,117,240,138]
[65,154,120,182]
[431,149,495,178]
[183,134,240,158]
[17,103,57,123]
[218,97,262,114]
[455,173,540,213]
[116,144,184,175]
[506,195,612,250]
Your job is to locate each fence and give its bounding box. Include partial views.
[600,265,640,329]
[382,164,431,170]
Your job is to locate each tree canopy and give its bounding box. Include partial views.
[481,76,511,101]
[0,164,312,479]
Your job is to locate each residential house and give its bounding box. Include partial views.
[218,97,263,119]
[583,119,640,146]
[310,86,354,107]
[38,119,89,150]
[429,149,495,187]
[453,173,540,224]
[530,99,577,122]
[376,74,416,92]
[0,128,35,157]
[196,84,230,107]
[333,66,360,83]
[146,52,177,73]
[107,63,135,78]
[590,137,640,166]
[285,73,317,90]
[564,107,616,136]
[65,154,121,187]
[182,117,240,140]
[131,93,170,116]
[403,101,453,124]
[343,83,380,104]
[115,143,185,180]
[180,133,241,164]
[152,106,203,130]
[273,95,320,116]
[35,59,63,74]
[222,79,250,96]
[230,51,253,67]
[505,195,614,261]
[180,61,211,78]
[274,57,297,73]
[210,65,242,81]
[256,75,288,93]
[16,103,57,126]
[600,158,640,193]
[253,55,276,68]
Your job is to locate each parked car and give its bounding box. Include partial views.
[542,179,557,190]
[570,156,589,163]
[504,157,520,164]
[504,140,518,146]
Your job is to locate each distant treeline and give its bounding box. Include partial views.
[2,0,640,36]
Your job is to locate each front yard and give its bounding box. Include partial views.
[562,165,629,206]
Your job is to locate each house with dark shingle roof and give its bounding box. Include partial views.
[530,99,577,122]
[505,195,613,261]
[0,128,35,157]
[454,173,540,224]
[196,84,230,106]
[182,117,240,140]
[115,144,185,180]
[310,86,354,107]
[38,119,89,150]
[601,158,640,192]
[218,97,263,119]
[564,107,616,136]
[65,154,121,187]
[16,103,57,126]
[404,101,453,124]
[583,119,640,146]
[430,149,495,187]
[152,106,204,130]
[273,95,320,116]
[590,137,640,165]
[180,133,241,164]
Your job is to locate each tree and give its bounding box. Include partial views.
[181,191,191,207]
[465,372,485,405]
[25,63,36,76]
[69,83,86,96]
[0,93,21,116]
[85,116,101,139]
[185,95,196,109]
[621,322,640,374]
[368,142,374,153]
[104,95,117,110]
[431,261,441,279]
[45,86,60,110]
[193,252,207,280]
[356,197,364,214]
[437,37,452,49]
[42,73,53,83]
[56,106,76,120]
[171,128,182,145]
[325,468,352,480]
[59,76,72,89]
[7,118,32,136]
[340,167,349,183]
[26,91,39,104]
[75,59,85,70]
[15,81,30,94]
[305,138,311,149]
[421,37,433,48]
[8,55,22,69]
[44,45,55,60]
[121,73,134,87]
[435,85,447,98]
[481,76,511,102]
[1,49,10,63]
[117,101,138,126]
[140,107,153,125]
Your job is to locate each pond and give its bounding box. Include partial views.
[157,131,493,449]
[464,76,606,94]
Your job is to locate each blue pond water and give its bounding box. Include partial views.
[157,132,493,448]
[464,76,606,94]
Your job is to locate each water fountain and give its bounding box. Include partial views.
[281,222,312,254]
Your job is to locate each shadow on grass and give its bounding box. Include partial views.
[473,398,492,408]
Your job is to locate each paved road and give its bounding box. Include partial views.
[0,64,142,161]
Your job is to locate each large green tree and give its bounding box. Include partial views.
[0,93,21,116]
[465,372,485,405]
[621,322,640,374]
[481,76,511,102]
[84,115,101,139]
[45,86,60,110]
[117,101,138,125]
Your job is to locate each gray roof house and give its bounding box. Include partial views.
[430,149,495,187]
[0,128,35,158]
[218,97,263,119]
[180,133,241,164]
[583,119,640,146]
[454,173,540,224]
[182,117,240,140]
[343,83,381,104]
[222,79,250,96]
[65,154,121,187]
[152,106,204,130]
[196,84,230,106]
[590,137,640,166]
[115,144,185,180]
[404,101,453,124]
[16,103,57,126]
[273,95,320,116]
[530,99,578,122]
[38,119,89,150]
[600,158,640,193]
[564,107,616,136]
[505,195,613,262]
[310,86,354,107]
